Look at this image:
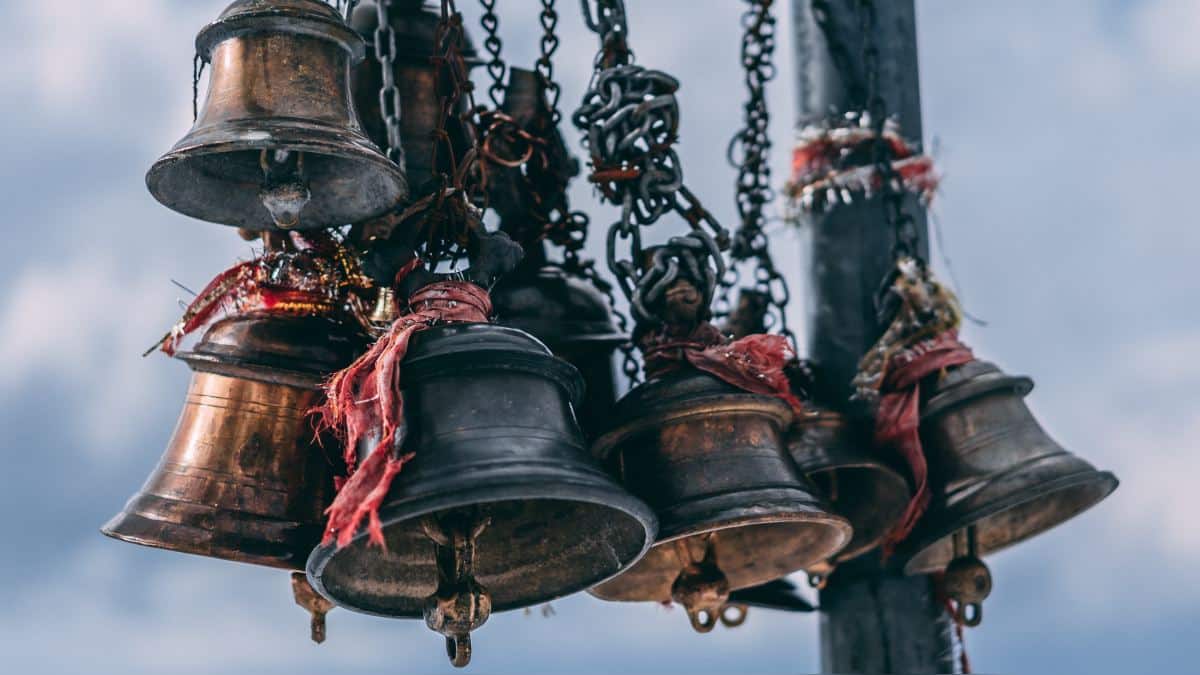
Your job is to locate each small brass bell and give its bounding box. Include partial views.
[790,407,911,567]
[901,360,1118,575]
[589,371,851,631]
[306,324,656,665]
[102,313,364,569]
[147,0,408,229]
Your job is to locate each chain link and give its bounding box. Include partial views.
[536,0,563,123]
[720,0,794,347]
[373,0,405,166]
[478,0,506,109]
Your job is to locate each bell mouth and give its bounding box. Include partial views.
[146,118,408,230]
[902,459,1119,574]
[589,510,850,603]
[808,465,910,562]
[306,481,657,618]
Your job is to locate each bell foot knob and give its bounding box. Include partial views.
[447,634,471,668]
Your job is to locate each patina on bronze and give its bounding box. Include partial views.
[589,371,851,631]
[900,360,1118,575]
[147,0,407,229]
[306,323,656,658]
[102,312,364,569]
[349,0,478,190]
[790,407,910,578]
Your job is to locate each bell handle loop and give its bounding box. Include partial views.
[957,601,983,628]
[807,572,827,590]
[719,603,748,628]
[687,607,719,634]
[446,634,472,668]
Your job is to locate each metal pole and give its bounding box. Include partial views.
[791,1,960,672]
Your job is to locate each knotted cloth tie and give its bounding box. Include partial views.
[316,281,493,549]
[641,322,803,414]
[876,330,974,556]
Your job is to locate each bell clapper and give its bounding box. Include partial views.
[943,526,991,628]
[670,534,732,634]
[290,572,335,645]
[259,149,312,229]
[422,511,494,668]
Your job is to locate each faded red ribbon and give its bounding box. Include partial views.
[315,281,493,549]
[641,322,803,414]
[877,330,974,556]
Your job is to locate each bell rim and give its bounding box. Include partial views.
[146,119,408,230]
[591,392,794,461]
[101,510,310,571]
[305,478,659,617]
[922,366,1035,421]
[801,463,912,563]
[900,468,1119,574]
[197,1,367,62]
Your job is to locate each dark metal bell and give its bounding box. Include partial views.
[901,360,1119,574]
[789,407,911,567]
[349,0,479,190]
[589,370,851,629]
[493,265,625,439]
[306,323,656,620]
[147,0,407,229]
[102,312,365,569]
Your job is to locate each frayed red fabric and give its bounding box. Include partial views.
[316,281,492,549]
[877,330,974,557]
[642,323,803,414]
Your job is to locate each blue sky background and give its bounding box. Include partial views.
[1,1,1196,672]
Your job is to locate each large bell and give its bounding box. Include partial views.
[102,312,364,569]
[350,0,478,190]
[147,0,408,230]
[790,407,911,571]
[493,264,625,439]
[589,370,851,632]
[306,324,656,658]
[901,360,1118,574]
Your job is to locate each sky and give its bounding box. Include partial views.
[0,1,1197,673]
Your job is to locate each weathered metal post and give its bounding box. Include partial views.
[791,1,960,672]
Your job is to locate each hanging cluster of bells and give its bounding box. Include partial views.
[102,0,1117,667]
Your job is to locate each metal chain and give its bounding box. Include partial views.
[478,0,506,109]
[535,0,563,123]
[374,0,406,166]
[721,0,794,347]
[857,0,918,264]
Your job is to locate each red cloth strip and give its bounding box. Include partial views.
[877,330,974,556]
[316,281,492,549]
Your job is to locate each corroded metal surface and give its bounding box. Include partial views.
[590,371,850,623]
[901,360,1118,574]
[147,0,406,229]
[102,313,364,569]
[307,323,656,620]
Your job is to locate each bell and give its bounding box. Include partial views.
[789,407,911,573]
[900,360,1118,575]
[589,370,851,632]
[493,263,625,439]
[147,0,407,230]
[306,323,656,662]
[350,0,479,190]
[102,312,365,569]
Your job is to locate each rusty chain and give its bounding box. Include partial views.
[478,0,506,109]
[535,0,563,123]
[373,0,406,167]
[719,0,795,347]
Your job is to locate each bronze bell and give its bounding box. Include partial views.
[306,324,656,665]
[350,0,479,190]
[589,371,851,632]
[790,407,911,576]
[102,312,364,569]
[493,263,626,439]
[901,360,1118,575]
[147,0,408,230]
